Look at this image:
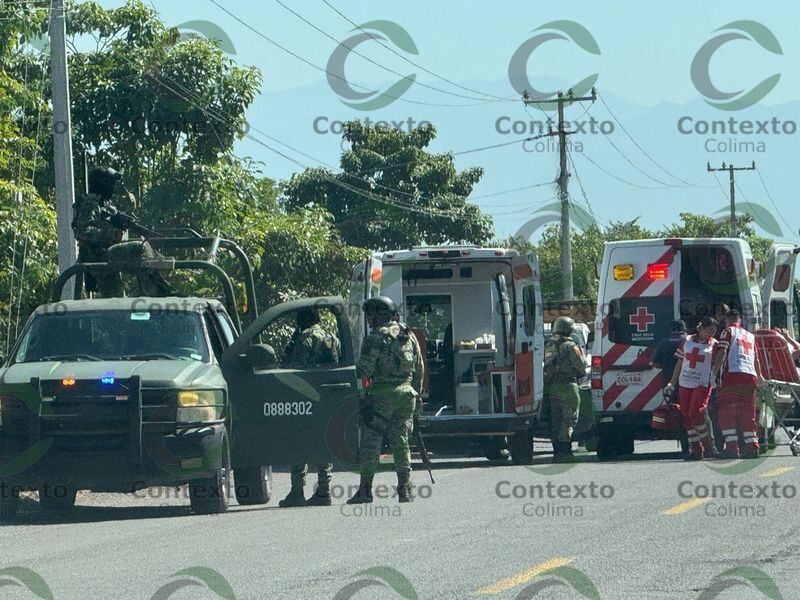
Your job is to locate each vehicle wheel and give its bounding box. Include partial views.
[509,431,533,465]
[0,489,20,521]
[596,425,616,461]
[38,486,77,512]
[616,434,635,456]
[583,435,599,453]
[189,433,231,515]
[234,466,272,505]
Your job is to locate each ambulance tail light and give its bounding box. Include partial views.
[591,355,603,390]
[647,263,669,280]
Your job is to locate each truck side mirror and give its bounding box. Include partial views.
[244,344,277,369]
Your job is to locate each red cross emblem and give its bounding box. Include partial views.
[685,347,706,369]
[629,307,655,333]
[738,336,754,355]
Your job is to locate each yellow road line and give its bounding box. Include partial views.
[476,556,574,595]
[661,497,711,515]
[761,466,795,477]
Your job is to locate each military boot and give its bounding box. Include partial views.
[278,486,307,508]
[346,476,374,504]
[397,473,413,503]
[551,440,561,463]
[561,441,576,461]
[306,481,333,506]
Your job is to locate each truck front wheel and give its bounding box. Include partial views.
[0,488,20,521]
[234,466,272,505]
[189,434,231,515]
[39,486,77,512]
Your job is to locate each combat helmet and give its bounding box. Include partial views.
[552,316,575,336]
[363,295,396,319]
[88,166,122,200]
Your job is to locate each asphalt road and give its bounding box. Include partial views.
[1,439,799,600]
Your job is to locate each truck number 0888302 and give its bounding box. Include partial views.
[263,401,313,417]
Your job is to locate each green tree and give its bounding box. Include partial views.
[0,2,57,353]
[282,121,494,250]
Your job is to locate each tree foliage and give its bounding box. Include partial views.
[0,2,57,353]
[282,121,494,250]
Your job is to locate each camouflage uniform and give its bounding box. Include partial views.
[285,323,341,369]
[285,323,341,493]
[356,321,424,477]
[72,192,125,296]
[544,334,586,443]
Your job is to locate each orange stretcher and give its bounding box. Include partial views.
[755,329,800,456]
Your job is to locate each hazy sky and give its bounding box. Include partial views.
[92,1,800,241]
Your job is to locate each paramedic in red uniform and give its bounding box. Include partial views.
[666,317,718,460]
[713,309,764,459]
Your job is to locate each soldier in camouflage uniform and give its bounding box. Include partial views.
[543,316,587,462]
[72,167,132,297]
[348,296,424,504]
[279,308,341,508]
[73,166,173,298]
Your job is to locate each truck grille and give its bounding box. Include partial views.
[39,379,136,453]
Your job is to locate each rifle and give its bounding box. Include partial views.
[413,409,435,484]
[108,209,158,238]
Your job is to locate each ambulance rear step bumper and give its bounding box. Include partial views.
[417,414,532,436]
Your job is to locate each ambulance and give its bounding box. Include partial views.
[348,247,546,464]
[591,238,797,459]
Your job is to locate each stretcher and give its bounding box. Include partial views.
[755,329,800,456]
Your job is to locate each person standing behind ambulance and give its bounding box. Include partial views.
[713,310,764,459]
[666,317,718,460]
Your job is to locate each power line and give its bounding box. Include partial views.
[596,93,714,189]
[319,0,515,103]
[755,167,795,236]
[273,0,506,104]
[589,116,682,188]
[208,0,492,109]
[566,146,595,219]
[469,180,555,202]
[579,150,664,190]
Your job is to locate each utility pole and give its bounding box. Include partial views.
[524,87,596,301]
[50,0,77,299]
[707,161,756,237]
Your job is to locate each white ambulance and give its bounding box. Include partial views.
[591,238,795,459]
[348,246,546,464]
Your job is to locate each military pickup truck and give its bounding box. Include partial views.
[0,234,274,519]
[0,234,361,520]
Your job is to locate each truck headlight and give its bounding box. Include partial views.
[177,390,224,423]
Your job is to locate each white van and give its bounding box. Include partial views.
[348,247,545,464]
[592,238,767,458]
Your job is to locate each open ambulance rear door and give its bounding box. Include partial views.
[347,256,382,362]
[761,244,799,332]
[596,242,678,415]
[511,253,544,413]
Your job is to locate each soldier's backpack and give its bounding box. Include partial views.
[544,336,584,384]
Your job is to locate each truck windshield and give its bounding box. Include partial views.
[12,310,209,363]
